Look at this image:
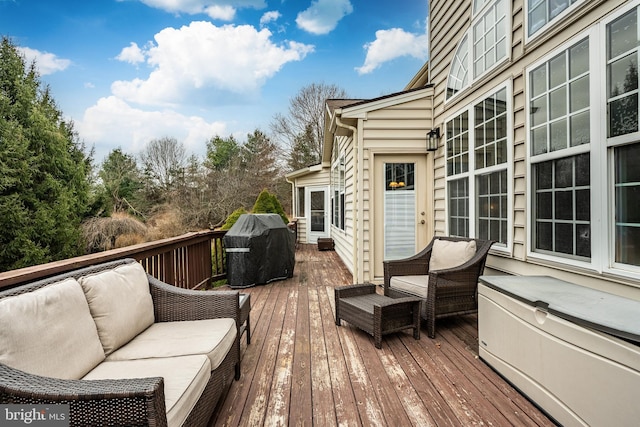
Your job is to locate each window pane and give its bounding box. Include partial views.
[549,87,567,120]
[609,94,639,137]
[569,37,589,78]
[549,53,567,88]
[608,54,638,98]
[531,65,547,97]
[531,38,589,157]
[570,76,589,112]
[608,8,638,61]
[536,222,553,250]
[570,111,590,146]
[576,223,591,257]
[555,223,574,254]
[532,127,548,155]
[550,119,568,152]
[533,155,590,259]
[607,9,640,139]
[555,190,573,220]
[531,96,548,126]
[615,143,640,266]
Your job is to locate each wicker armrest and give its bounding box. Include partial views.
[148,276,239,322]
[0,363,167,427]
[335,283,376,299]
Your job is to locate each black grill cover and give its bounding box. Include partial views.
[223,214,295,288]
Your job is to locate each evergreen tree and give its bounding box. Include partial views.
[98,148,143,216]
[0,37,92,270]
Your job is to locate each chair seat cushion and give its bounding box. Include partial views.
[390,275,429,298]
[0,278,105,379]
[429,239,477,271]
[83,354,211,427]
[106,318,237,371]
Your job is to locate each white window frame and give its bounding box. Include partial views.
[526,2,640,279]
[445,81,514,254]
[445,0,511,103]
[525,0,588,44]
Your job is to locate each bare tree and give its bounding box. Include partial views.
[139,137,187,192]
[271,82,348,170]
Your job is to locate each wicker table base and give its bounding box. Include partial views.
[335,284,421,349]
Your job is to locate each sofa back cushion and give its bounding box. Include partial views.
[429,239,477,271]
[0,278,105,379]
[79,262,155,355]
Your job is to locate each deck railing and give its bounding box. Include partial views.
[0,230,227,291]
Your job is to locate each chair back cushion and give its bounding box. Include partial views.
[79,262,155,355]
[0,278,105,379]
[429,239,477,271]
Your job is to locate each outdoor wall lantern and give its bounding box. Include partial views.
[426,127,440,152]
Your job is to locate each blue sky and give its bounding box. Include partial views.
[1,0,429,162]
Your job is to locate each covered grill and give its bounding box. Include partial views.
[223,214,295,288]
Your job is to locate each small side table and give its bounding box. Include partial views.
[335,284,421,349]
[239,293,251,345]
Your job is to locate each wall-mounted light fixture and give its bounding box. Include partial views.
[426,127,440,152]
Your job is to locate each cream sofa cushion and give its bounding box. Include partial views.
[83,354,210,427]
[79,262,154,355]
[389,275,429,298]
[0,278,105,379]
[429,239,477,271]
[107,318,237,370]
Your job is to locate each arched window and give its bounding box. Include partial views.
[446,0,509,101]
[446,35,469,99]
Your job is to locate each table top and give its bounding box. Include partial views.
[479,275,640,344]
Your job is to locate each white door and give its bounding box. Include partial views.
[307,186,330,243]
[374,155,430,278]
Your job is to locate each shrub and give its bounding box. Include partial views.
[221,207,248,230]
[252,189,289,225]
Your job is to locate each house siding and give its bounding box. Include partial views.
[427,0,640,298]
[353,96,433,282]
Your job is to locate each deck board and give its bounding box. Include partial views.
[211,244,555,427]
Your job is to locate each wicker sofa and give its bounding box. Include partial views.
[0,258,242,427]
[384,237,494,339]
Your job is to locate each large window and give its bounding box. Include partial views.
[527,2,640,275]
[446,86,511,246]
[446,0,510,100]
[473,0,508,78]
[607,7,639,138]
[527,0,584,37]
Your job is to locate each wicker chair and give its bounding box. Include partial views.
[383,236,494,338]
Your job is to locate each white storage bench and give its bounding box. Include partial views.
[478,275,640,427]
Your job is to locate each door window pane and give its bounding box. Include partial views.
[310,191,325,232]
[385,163,416,260]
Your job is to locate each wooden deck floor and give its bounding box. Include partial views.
[211,244,555,427]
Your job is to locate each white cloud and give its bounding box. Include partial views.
[260,11,281,27]
[133,0,265,16]
[356,20,429,75]
[205,4,235,20]
[78,96,227,159]
[111,21,314,106]
[296,0,353,35]
[116,42,146,65]
[18,47,71,75]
